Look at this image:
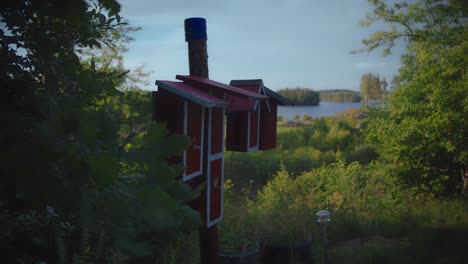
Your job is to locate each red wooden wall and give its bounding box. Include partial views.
[259,101,277,150]
[153,89,207,181]
[249,108,259,150]
[226,112,248,152]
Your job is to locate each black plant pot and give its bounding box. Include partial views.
[218,243,259,264]
[261,239,313,264]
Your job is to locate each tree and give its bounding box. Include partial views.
[361,0,467,195]
[380,77,388,93]
[360,73,384,105]
[0,1,200,262]
[79,13,153,91]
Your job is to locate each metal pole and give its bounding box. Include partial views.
[184,17,219,264]
[322,224,329,264]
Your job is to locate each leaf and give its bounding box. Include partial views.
[108,9,118,18]
[88,154,119,188]
[100,0,121,14]
[115,235,152,257]
[89,39,102,48]
[98,198,127,224]
[106,17,115,25]
[97,13,106,25]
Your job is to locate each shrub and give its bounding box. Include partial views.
[347,144,379,165]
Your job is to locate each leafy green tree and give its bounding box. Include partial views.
[361,0,467,195]
[0,1,200,262]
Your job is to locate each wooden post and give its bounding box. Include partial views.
[185,17,219,264]
[185,18,209,78]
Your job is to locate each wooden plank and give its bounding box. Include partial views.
[184,101,204,180]
[249,109,259,149]
[207,157,223,226]
[210,108,224,155]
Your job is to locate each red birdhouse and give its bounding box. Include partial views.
[153,81,227,182]
[226,79,290,152]
[153,76,267,227]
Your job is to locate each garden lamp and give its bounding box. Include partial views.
[316,209,331,224]
[316,209,331,264]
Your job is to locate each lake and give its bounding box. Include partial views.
[278,101,363,120]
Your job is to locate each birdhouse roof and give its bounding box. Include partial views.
[176,75,269,101]
[156,80,228,107]
[231,79,291,106]
[263,86,291,106]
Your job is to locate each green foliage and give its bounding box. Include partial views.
[218,180,258,253]
[328,198,468,264]
[277,87,320,106]
[292,113,300,122]
[319,90,362,102]
[225,118,373,192]
[0,1,200,262]
[361,0,468,195]
[348,144,380,165]
[277,115,286,122]
[157,232,200,264]
[225,114,467,263]
[253,164,313,244]
[249,159,467,244]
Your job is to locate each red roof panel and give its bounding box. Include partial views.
[176,75,268,101]
[156,80,228,107]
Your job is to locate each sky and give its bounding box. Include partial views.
[118,0,405,91]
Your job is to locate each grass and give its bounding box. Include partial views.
[161,200,468,264]
[328,227,468,264]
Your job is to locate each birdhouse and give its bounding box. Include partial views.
[226,79,290,152]
[153,80,227,183]
[153,76,267,227]
[260,86,291,150]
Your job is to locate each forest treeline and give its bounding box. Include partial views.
[319,90,362,102]
[276,87,320,106]
[276,88,363,104]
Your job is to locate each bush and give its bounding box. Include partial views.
[347,144,379,165]
[252,164,314,244]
